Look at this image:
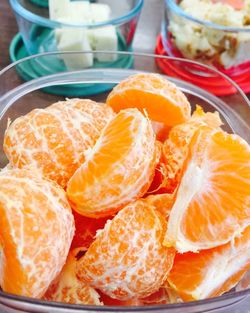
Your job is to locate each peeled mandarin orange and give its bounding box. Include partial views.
[71,211,109,250]
[167,225,250,301]
[0,169,75,298]
[106,73,191,126]
[4,99,114,188]
[67,108,159,218]
[165,128,250,253]
[76,199,176,300]
[44,249,102,305]
[162,106,222,193]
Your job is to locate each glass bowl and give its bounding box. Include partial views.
[0,51,250,312]
[161,0,250,93]
[9,0,143,69]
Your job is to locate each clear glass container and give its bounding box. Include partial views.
[0,51,249,312]
[162,0,250,92]
[9,0,143,68]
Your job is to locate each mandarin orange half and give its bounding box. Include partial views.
[0,169,75,298]
[106,73,191,126]
[76,199,175,300]
[165,127,250,252]
[4,99,114,188]
[44,248,102,305]
[67,108,159,218]
[168,225,250,301]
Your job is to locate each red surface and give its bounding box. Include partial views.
[155,35,250,96]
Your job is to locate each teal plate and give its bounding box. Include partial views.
[9,33,134,96]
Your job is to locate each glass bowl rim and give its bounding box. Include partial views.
[0,285,250,312]
[165,0,250,33]
[0,50,249,311]
[9,0,144,29]
[1,50,249,106]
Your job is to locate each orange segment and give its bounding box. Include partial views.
[236,270,250,291]
[106,73,191,126]
[165,128,250,252]
[76,199,176,300]
[168,225,250,301]
[67,109,158,218]
[162,105,222,193]
[0,169,75,298]
[44,249,102,305]
[4,99,114,188]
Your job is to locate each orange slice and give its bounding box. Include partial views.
[165,128,250,252]
[0,169,74,298]
[236,270,250,291]
[4,99,114,188]
[67,109,158,218]
[76,199,176,300]
[162,105,222,193]
[106,73,191,126]
[44,249,102,305]
[168,225,250,301]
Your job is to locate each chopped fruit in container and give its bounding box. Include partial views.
[67,108,159,218]
[0,169,74,298]
[168,0,250,68]
[168,225,250,301]
[76,199,176,300]
[3,99,114,188]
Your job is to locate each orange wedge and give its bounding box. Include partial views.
[165,128,250,252]
[106,73,191,126]
[76,199,175,300]
[67,109,159,218]
[168,225,250,301]
[0,169,74,298]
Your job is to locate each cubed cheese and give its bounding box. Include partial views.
[57,28,93,69]
[68,1,91,24]
[49,0,69,21]
[88,26,118,62]
[90,3,111,23]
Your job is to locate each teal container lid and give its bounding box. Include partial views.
[9,33,134,97]
[29,0,48,8]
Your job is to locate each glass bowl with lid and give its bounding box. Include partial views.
[161,0,250,93]
[0,51,250,313]
[9,0,143,71]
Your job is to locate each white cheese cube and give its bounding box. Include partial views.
[49,0,69,21]
[90,3,111,23]
[57,28,93,69]
[88,26,118,62]
[68,1,91,24]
